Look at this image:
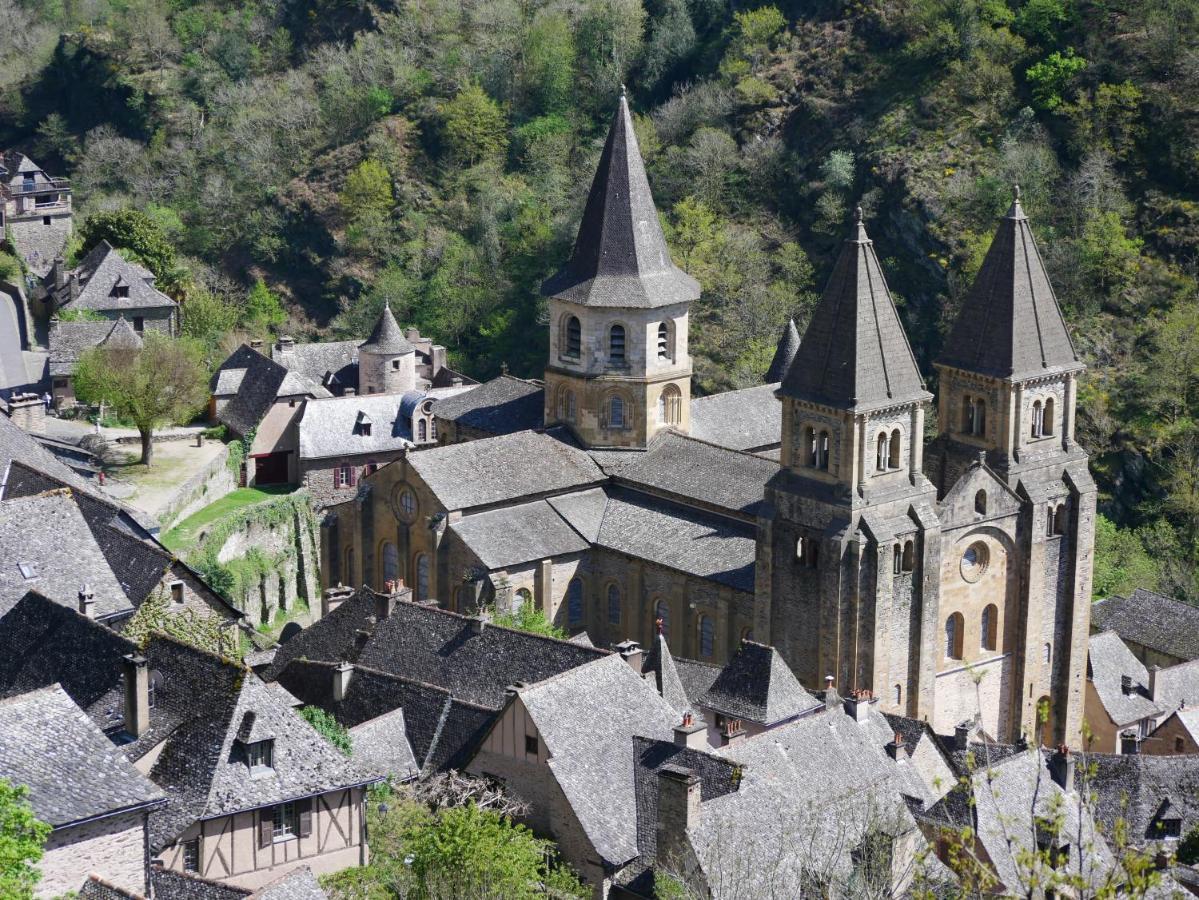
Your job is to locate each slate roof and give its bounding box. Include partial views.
[151,867,251,900]
[49,318,145,376]
[0,490,133,619]
[1153,659,1199,715]
[1091,589,1199,663]
[360,303,414,355]
[595,489,756,592]
[780,211,929,412]
[541,94,700,309]
[689,383,783,452]
[611,430,777,519]
[348,706,420,782]
[210,345,289,436]
[697,641,819,725]
[1088,630,1163,726]
[297,394,414,461]
[641,631,692,714]
[273,339,361,394]
[0,413,105,498]
[937,192,1081,380]
[0,684,164,827]
[100,316,145,350]
[673,656,723,706]
[58,242,176,314]
[249,867,328,900]
[407,429,605,512]
[431,374,545,436]
[545,487,608,542]
[449,498,590,570]
[765,318,800,383]
[513,654,678,865]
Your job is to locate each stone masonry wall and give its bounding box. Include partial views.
[39,812,146,898]
[10,210,72,278]
[161,444,235,528]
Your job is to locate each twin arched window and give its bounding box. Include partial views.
[564,316,581,358]
[1047,502,1067,536]
[658,384,682,426]
[963,395,986,436]
[803,426,831,471]
[609,324,626,364]
[567,578,584,626]
[876,429,903,473]
[1031,397,1055,439]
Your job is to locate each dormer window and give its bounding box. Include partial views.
[247,738,274,773]
[1159,817,1182,839]
[360,422,372,436]
[112,284,130,298]
[17,561,37,580]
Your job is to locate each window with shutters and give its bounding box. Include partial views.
[657,321,671,360]
[183,838,199,872]
[273,801,296,841]
[564,316,581,358]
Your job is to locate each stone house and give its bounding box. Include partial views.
[1091,588,1199,669]
[1146,707,1199,755]
[47,314,143,407]
[0,685,165,898]
[1084,752,1199,851]
[47,241,177,332]
[433,373,545,445]
[0,151,72,277]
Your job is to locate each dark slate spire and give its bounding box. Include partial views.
[938,186,1081,380]
[765,318,800,383]
[360,302,414,355]
[541,92,700,309]
[780,209,928,411]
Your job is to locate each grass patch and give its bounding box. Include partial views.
[161,485,295,552]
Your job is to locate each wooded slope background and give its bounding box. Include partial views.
[2,0,1196,600]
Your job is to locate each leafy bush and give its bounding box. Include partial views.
[1026,48,1087,110]
[299,706,352,755]
[490,601,568,639]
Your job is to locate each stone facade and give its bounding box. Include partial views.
[39,811,149,898]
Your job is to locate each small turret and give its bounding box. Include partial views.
[358,302,416,395]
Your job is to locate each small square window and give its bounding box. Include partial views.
[42,216,50,226]
[392,360,400,370]
[524,735,538,757]
[1161,818,1182,839]
[248,739,274,772]
[170,581,184,604]
[182,838,199,871]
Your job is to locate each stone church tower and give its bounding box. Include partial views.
[541,91,700,449]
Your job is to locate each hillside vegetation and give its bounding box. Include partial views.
[3,0,1197,598]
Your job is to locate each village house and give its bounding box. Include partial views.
[1092,588,1199,669]
[0,151,72,277]
[46,240,177,331]
[48,314,143,407]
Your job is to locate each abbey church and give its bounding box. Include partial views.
[322,93,1095,749]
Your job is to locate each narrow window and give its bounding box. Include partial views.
[567,578,584,625]
[183,839,199,872]
[657,321,670,360]
[609,395,625,429]
[902,540,915,572]
[524,734,538,756]
[892,545,902,575]
[945,612,963,660]
[565,316,581,358]
[133,316,144,332]
[699,615,714,658]
[1044,397,1055,436]
[889,428,901,469]
[170,581,184,604]
[818,430,830,471]
[1031,400,1044,438]
[418,419,427,441]
[344,547,354,582]
[609,324,625,364]
[1044,643,1052,664]
[962,395,973,432]
[804,426,817,467]
[382,542,399,584]
[1047,505,1056,536]
[876,433,888,473]
[429,418,437,440]
[1176,737,1186,753]
[981,604,997,651]
[975,489,987,515]
[1054,504,1067,535]
[894,684,902,705]
[607,583,621,625]
[415,553,429,601]
[975,399,986,435]
[659,384,681,425]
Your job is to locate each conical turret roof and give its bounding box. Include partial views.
[780,210,928,411]
[98,315,143,352]
[360,303,414,355]
[541,91,700,309]
[938,188,1080,380]
[765,318,800,383]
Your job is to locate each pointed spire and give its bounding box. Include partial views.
[938,187,1080,380]
[765,318,800,383]
[642,631,690,715]
[541,94,700,309]
[360,302,414,355]
[779,210,928,411]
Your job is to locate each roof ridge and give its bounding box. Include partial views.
[644,427,777,462]
[519,651,624,695]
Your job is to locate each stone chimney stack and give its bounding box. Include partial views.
[1120,730,1141,755]
[1149,665,1160,701]
[277,335,296,353]
[7,393,45,435]
[953,721,972,751]
[823,675,839,710]
[332,661,354,702]
[886,732,905,761]
[322,583,355,617]
[1049,745,1075,790]
[78,583,95,619]
[616,640,643,674]
[122,654,150,738]
[375,585,398,620]
[719,717,745,748]
[674,712,707,750]
[657,765,701,866]
[844,689,874,723]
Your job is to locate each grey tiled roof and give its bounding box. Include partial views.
[0,684,164,827]
[1091,590,1199,662]
[1088,630,1163,726]
[611,430,777,518]
[48,320,119,376]
[431,374,545,435]
[0,415,109,503]
[151,867,251,899]
[58,242,176,314]
[765,318,800,383]
[689,384,783,452]
[697,641,819,725]
[407,429,605,512]
[1153,659,1199,715]
[938,195,1081,380]
[100,316,145,350]
[780,213,929,412]
[541,95,700,309]
[249,867,328,900]
[449,498,590,570]
[673,657,723,705]
[545,487,608,542]
[210,345,288,436]
[348,707,420,782]
[360,303,414,355]
[515,654,678,865]
[641,632,691,714]
[297,394,413,461]
[595,489,756,592]
[273,339,361,393]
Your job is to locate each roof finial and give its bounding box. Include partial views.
[854,205,863,223]
[1013,183,1021,202]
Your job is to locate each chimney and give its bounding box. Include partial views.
[616,640,643,674]
[343,387,356,397]
[844,688,874,723]
[52,256,66,289]
[406,327,421,342]
[432,345,447,376]
[886,731,905,761]
[953,721,971,751]
[7,393,45,435]
[1049,745,1075,790]
[322,583,354,617]
[250,338,263,350]
[122,654,150,738]
[332,661,354,702]
[823,675,839,710]
[720,717,745,748]
[469,615,486,635]
[674,712,707,750]
[1121,730,1141,756]
[657,765,701,859]
[1121,674,1134,695]
[375,589,396,620]
[278,335,295,352]
[78,583,95,618]
[1149,665,1160,701]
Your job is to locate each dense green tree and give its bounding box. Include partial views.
[0,778,51,900]
[242,279,287,334]
[440,84,508,167]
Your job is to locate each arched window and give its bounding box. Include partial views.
[892,544,902,575]
[382,542,399,585]
[981,604,998,651]
[658,384,682,426]
[606,583,621,625]
[418,419,427,442]
[1054,503,1067,535]
[804,426,817,467]
[1031,400,1045,438]
[961,395,973,432]
[1046,505,1056,536]
[1044,642,1052,664]
[657,322,671,360]
[876,433,888,473]
[415,553,429,602]
[567,578,584,626]
[656,600,670,641]
[698,615,715,658]
[818,430,830,470]
[902,540,915,573]
[564,316,581,358]
[1044,397,1055,436]
[894,683,902,706]
[609,324,626,364]
[889,428,902,469]
[1037,695,1052,746]
[559,387,576,423]
[514,588,532,612]
[945,612,964,660]
[609,395,625,429]
[975,489,987,515]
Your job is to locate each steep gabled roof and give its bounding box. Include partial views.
[765,318,800,383]
[937,190,1081,380]
[58,242,176,314]
[1087,630,1162,726]
[360,303,414,355]
[98,316,144,351]
[431,374,545,436]
[1091,589,1199,663]
[641,631,691,715]
[780,210,928,411]
[698,640,819,726]
[541,93,700,309]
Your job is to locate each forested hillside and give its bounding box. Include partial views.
[2,0,1196,599]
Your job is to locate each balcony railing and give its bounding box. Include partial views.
[6,177,70,197]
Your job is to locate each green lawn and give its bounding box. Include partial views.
[160,485,295,553]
